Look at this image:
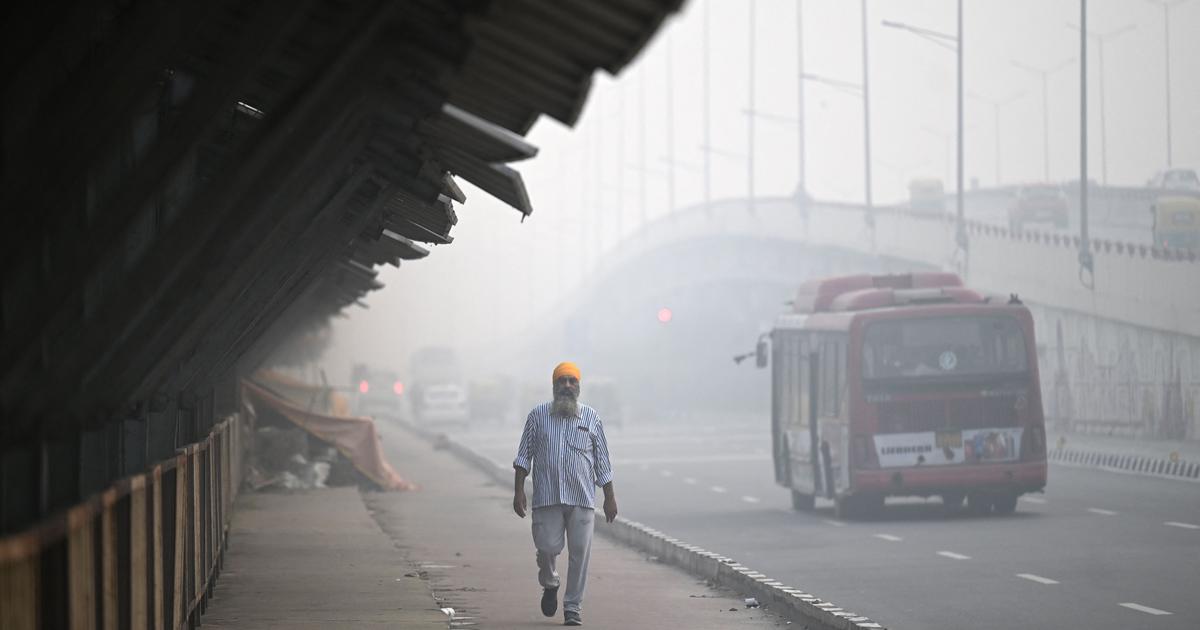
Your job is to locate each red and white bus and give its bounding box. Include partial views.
[760,272,1047,518]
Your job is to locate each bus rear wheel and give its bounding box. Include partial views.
[967,492,993,515]
[992,492,1019,515]
[836,493,883,520]
[941,492,966,516]
[791,489,815,511]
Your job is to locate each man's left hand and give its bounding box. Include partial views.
[603,495,618,523]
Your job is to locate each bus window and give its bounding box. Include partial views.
[862,316,1028,380]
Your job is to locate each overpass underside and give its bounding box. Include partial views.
[0,1,681,626]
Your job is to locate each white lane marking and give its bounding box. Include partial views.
[1119,602,1172,616]
[937,551,972,560]
[711,485,727,494]
[1016,573,1059,585]
[1087,508,1118,516]
[741,495,761,504]
[873,534,903,542]
[1164,521,1200,530]
[1019,496,1047,504]
[638,464,650,472]
[823,519,846,527]
[683,477,697,485]
[660,470,674,478]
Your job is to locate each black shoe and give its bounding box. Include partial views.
[563,610,582,626]
[541,587,558,617]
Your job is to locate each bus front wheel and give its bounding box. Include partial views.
[967,492,993,515]
[791,489,815,511]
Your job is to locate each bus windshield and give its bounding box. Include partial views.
[863,316,1027,380]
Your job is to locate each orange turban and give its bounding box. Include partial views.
[552,361,581,383]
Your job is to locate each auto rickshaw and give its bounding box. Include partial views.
[1151,195,1200,250]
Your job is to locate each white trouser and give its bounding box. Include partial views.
[531,504,595,613]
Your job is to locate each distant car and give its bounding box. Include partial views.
[907,178,945,215]
[350,363,403,419]
[1146,168,1200,192]
[1150,195,1200,250]
[1007,184,1069,231]
[414,382,470,425]
[408,345,470,426]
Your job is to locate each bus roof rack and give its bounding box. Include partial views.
[793,272,967,313]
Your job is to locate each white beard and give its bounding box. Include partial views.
[550,395,579,418]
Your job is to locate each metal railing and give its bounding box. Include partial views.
[0,414,243,629]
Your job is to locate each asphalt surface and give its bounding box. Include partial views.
[444,417,1200,630]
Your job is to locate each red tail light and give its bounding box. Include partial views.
[358,380,369,394]
[393,381,404,396]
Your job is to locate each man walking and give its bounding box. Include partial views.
[513,361,617,626]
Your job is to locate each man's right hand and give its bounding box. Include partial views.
[513,491,527,518]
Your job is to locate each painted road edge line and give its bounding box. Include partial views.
[936,551,971,560]
[397,419,890,630]
[1119,603,1172,615]
[1016,573,1059,585]
[1164,521,1200,530]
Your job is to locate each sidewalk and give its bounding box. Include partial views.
[200,422,789,629]
[201,488,445,629]
[364,419,788,628]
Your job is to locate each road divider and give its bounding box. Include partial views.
[1049,446,1200,482]
[398,420,890,630]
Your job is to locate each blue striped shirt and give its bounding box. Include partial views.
[513,402,614,510]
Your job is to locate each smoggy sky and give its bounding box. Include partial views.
[322,0,1199,382]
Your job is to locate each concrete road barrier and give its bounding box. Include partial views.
[400,420,888,630]
[1050,447,1200,482]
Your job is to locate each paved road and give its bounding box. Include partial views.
[446,417,1200,630]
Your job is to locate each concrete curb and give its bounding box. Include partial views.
[1049,447,1200,482]
[399,420,888,630]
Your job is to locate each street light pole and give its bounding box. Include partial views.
[880,8,964,252]
[748,0,757,215]
[666,31,675,216]
[861,0,873,220]
[796,0,807,208]
[638,61,646,227]
[1079,0,1093,281]
[1146,0,1187,167]
[956,0,965,254]
[969,91,1025,185]
[1012,57,1073,183]
[703,0,712,215]
[1069,22,1135,185]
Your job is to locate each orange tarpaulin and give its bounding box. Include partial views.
[242,378,414,491]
